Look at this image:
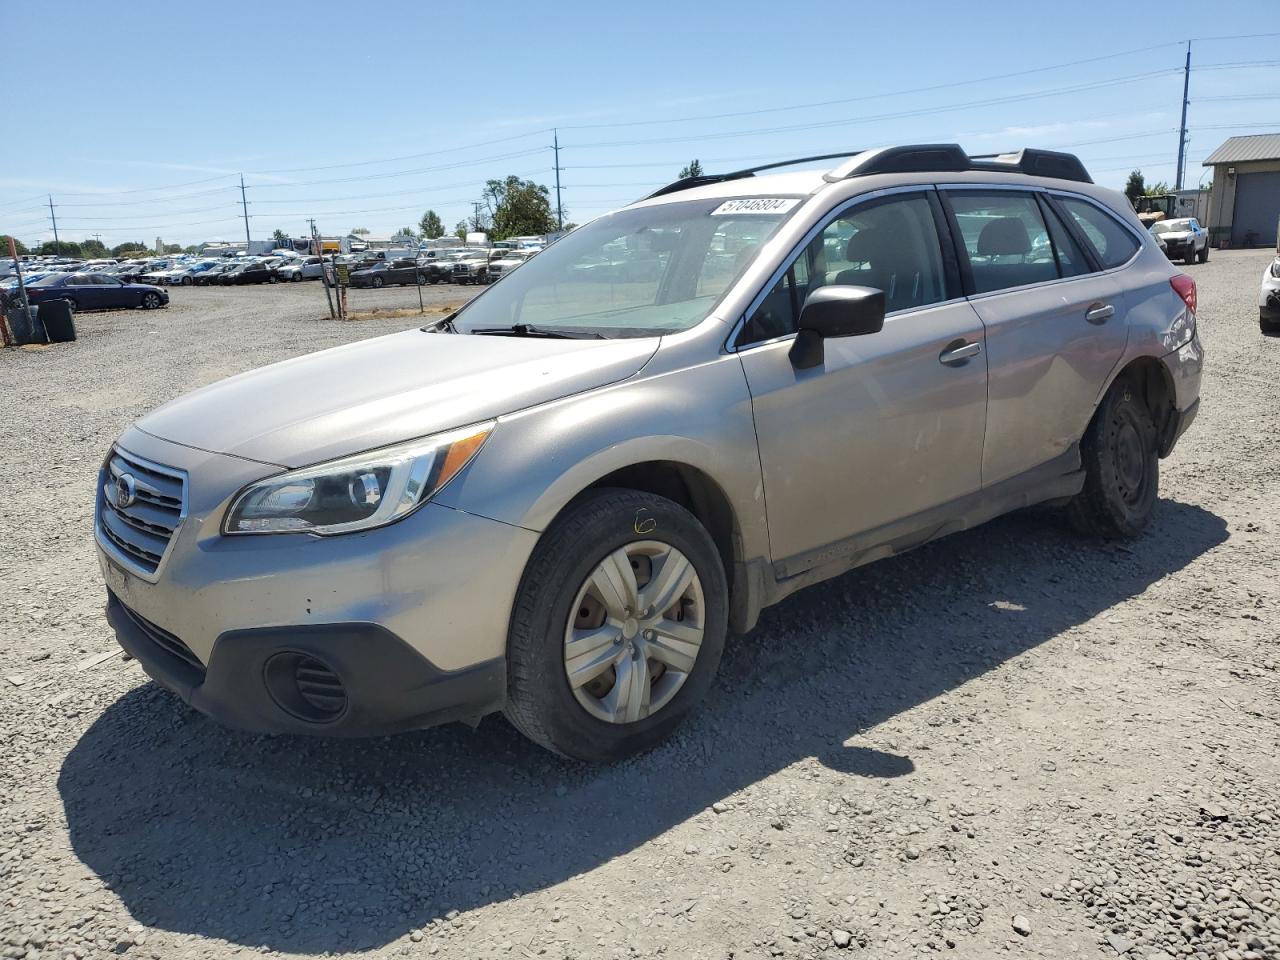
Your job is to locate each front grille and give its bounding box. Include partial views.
[119,600,204,673]
[98,447,186,576]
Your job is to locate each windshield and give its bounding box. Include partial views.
[451,197,799,337]
[1152,220,1191,235]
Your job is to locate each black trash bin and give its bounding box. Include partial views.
[39,299,76,343]
[5,305,44,345]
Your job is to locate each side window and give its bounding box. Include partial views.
[946,191,1057,294]
[1040,201,1091,279]
[1057,197,1140,270]
[739,193,945,345]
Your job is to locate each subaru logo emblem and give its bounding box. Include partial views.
[114,474,137,510]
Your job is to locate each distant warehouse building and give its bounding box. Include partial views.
[1203,134,1280,248]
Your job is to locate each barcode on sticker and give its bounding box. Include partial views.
[710,198,801,216]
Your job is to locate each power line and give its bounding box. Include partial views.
[564,69,1180,150]
[247,129,550,175]
[560,42,1186,132]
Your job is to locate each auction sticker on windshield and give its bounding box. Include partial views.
[710,198,802,216]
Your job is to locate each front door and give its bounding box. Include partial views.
[737,190,989,568]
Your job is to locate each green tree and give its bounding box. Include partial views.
[679,159,704,178]
[38,240,82,257]
[482,176,557,240]
[350,227,370,235]
[1144,181,1171,196]
[162,243,183,254]
[1123,170,1146,205]
[271,228,289,242]
[419,209,445,239]
[2,235,30,255]
[80,239,108,258]
[454,220,468,241]
[395,226,418,240]
[111,242,148,257]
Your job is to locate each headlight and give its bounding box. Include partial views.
[1271,259,1280,279]
[223,422,493,535]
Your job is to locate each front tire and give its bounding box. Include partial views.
[181,276,193,286]
[140,293,161,310]
[504,489,728,762]
[371,276,384,288]
[1068,377,1159,538]
[1198,243,1209,264]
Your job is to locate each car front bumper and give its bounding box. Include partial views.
[96,427,539,735]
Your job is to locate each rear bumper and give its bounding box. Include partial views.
[107,590,505,736]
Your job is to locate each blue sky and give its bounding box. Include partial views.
[4,1,1278,248]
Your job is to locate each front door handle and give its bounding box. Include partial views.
[939,340,982,366]
[1085,303,1115,324]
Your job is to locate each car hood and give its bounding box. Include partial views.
[1156,231,1192,239]
[136,328,660,468]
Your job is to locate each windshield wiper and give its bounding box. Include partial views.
[468,324,606,340]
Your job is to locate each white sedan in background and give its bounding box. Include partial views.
[1261,254,1280,334]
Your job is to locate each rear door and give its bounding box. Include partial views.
[737,189,989,566]
[940,187,1131,486]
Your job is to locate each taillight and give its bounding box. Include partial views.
[1170,274,1197,314]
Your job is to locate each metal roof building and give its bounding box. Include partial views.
[1202,134,1280,248]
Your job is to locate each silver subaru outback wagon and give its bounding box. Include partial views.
[97,145,1203,762]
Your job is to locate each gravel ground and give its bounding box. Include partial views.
[1,252,1277,960]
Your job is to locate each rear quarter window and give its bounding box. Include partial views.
[1058,197,1141,270]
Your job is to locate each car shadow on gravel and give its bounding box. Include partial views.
[58,499,1227,954]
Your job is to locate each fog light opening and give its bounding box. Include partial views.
[264,652,348,723]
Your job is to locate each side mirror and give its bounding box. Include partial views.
[789,285,886,370]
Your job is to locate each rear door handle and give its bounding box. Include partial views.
[1085,303,1115,324]
[939,340,982,366]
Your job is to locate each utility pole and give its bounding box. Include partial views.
[309,219,335,321]
[553,128,564,231]
[472,201,482,234]
[48,196,59,248]
[1175,41,1191,191]
[239,175,251,251]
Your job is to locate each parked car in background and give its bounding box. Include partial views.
[218,261,278,285]
[449,248,491,285]
[195,262,238,285]
[274,256,326,282]
[485,248,536,283]
[25,272,168,311]
[1151,218,1209,265]
[348,259,423,288]
[1261,255,1280,334]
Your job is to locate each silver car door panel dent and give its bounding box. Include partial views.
[739,299,989,563]
[968,269,1129,487]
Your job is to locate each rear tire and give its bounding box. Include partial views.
[504,489,728,763]
[1068,377,1159,539]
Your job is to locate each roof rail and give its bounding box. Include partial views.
[824,144,970,181]
[645,144,1093,201]
[968,148,1093,183]
[644,151,864,199]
